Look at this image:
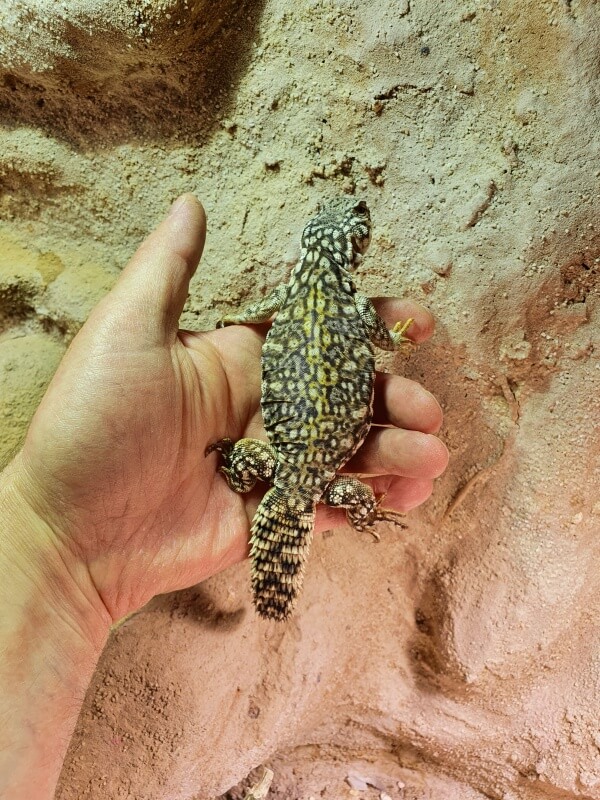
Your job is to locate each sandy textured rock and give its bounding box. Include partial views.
[0,334,65,467]
[0,0,599,798]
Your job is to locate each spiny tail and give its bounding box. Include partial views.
[249,488,316,621]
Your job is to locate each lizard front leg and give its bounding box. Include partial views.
[205,438,277,492]
[217,285,288,328]
[323,475,406,540]
[355,293,414,351]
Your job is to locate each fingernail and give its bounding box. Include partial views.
[168,194,189,218]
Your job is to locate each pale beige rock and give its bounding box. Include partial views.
[0,334,65,468]
[0,0,598,798]
[43,262,118,332]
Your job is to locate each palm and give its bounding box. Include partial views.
[23,317,272,617]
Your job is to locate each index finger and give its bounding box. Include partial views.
[371,298,435,343]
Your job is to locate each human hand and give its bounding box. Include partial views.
[7,194,448,624]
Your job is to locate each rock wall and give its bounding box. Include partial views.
[1,0,599,798]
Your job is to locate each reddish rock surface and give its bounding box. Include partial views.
[0,0,598,797]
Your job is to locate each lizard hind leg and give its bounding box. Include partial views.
[205,437,277,493]
[323,475,407,540]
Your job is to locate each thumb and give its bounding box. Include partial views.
[109,193,206,344]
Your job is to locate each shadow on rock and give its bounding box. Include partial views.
[0,0,266,149]
[157,585,247,631]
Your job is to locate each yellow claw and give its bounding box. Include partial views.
[392,317,414,338]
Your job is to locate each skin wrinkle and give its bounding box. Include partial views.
[2,475,113,644]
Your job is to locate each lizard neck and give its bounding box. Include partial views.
[290,248,357,296]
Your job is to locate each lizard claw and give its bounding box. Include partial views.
[375,509,408,528]
[392,318,416,350]
[374,492,408,529]
[392,318,414,337]
[205,437,233,457]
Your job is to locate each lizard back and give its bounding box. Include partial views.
[261,252,375,498]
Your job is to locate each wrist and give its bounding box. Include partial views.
[0,456,111,654]
[0,458,111,799]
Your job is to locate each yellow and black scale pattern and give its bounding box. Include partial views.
[207,198,413,621]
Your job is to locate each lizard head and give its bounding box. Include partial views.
[302,198,372,268]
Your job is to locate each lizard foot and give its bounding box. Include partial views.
[362,498,407,540]
[205,437,233,457]
[391,317,415,349]
[206,437,277,493]
[323,476,408,538]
